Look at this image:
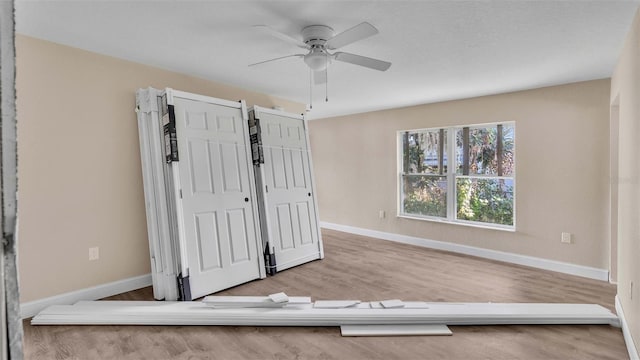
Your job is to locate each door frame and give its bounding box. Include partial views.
[610,95,620,284]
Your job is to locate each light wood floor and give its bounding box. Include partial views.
[23,229,628,360]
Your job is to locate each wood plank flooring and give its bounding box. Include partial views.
[23,229,628,359]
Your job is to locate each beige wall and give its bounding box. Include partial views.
[611,8,640,356]
[309,79,611,269]
[16,35,304,303]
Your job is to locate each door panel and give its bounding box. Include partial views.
[185,111,207,130]
[276,204,295,250]
[291,150,307,188]
[269,147,288,189]
[227,208,251,263]
[219,142,242,192]
[187,139,214,194]
[174,97,261,299]
[194,212,221,270]
[296,202,313,245]
[258,111,322,271]
[216,115,236,133]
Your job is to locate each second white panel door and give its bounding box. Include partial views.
[259,111,322,271]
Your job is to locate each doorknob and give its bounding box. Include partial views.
[308,192,311,197]
[244,197,249,202]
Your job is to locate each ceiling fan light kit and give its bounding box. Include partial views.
[304,47,332,71]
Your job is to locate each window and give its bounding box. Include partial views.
[399,122,515,229]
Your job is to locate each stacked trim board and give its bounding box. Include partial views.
[202,295,312,308]
[32,298,619,329]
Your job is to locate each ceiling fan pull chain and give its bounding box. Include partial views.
[309,67,313,110]
[325,53,329,102]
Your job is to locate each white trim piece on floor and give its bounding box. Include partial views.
[202,296,312,308]
[313,300,361,308]
[340,324,452,337]
[31,301,619,326]
[616,295,640,360]
[320,222,609,282]
[20,274,152,319]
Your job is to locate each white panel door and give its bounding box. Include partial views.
[259,111,322,271]
[173,97,261,299]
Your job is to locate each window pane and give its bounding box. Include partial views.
[501,124,515,176]
[404,130,446,174]
[468,127,498,175]
[457,124,515,176]
[456,130,464,174]
[403,175,447,217]
[456,177,514,226]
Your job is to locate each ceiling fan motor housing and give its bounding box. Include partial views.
[302,25,334,71]
[302,25,334,45]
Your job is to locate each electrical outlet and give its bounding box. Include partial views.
[89,247,99,261]
[561,232,572,244]
[379,210,386,219]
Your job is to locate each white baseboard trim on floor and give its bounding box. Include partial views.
[31,301,619,326]
[616,295,640,360]
[20,273,152,319]
[320,222,609,282]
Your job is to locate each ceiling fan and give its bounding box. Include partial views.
[249,22,391,107]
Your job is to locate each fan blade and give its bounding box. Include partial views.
[253,25,309,49]
[334,52,391,71]
[248,54,305,67]
[314,71,327,84]
[325,22,378,50]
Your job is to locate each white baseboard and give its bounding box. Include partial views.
[20,273,152,319]
[320,222,609,282]
[616,295,640,360]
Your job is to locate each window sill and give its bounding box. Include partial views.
[397,214,516,232]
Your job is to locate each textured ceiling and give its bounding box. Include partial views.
[15,0,640,119]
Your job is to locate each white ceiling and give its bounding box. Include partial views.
[15,0,640,120]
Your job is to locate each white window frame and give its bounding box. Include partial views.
[397,122,516,231]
